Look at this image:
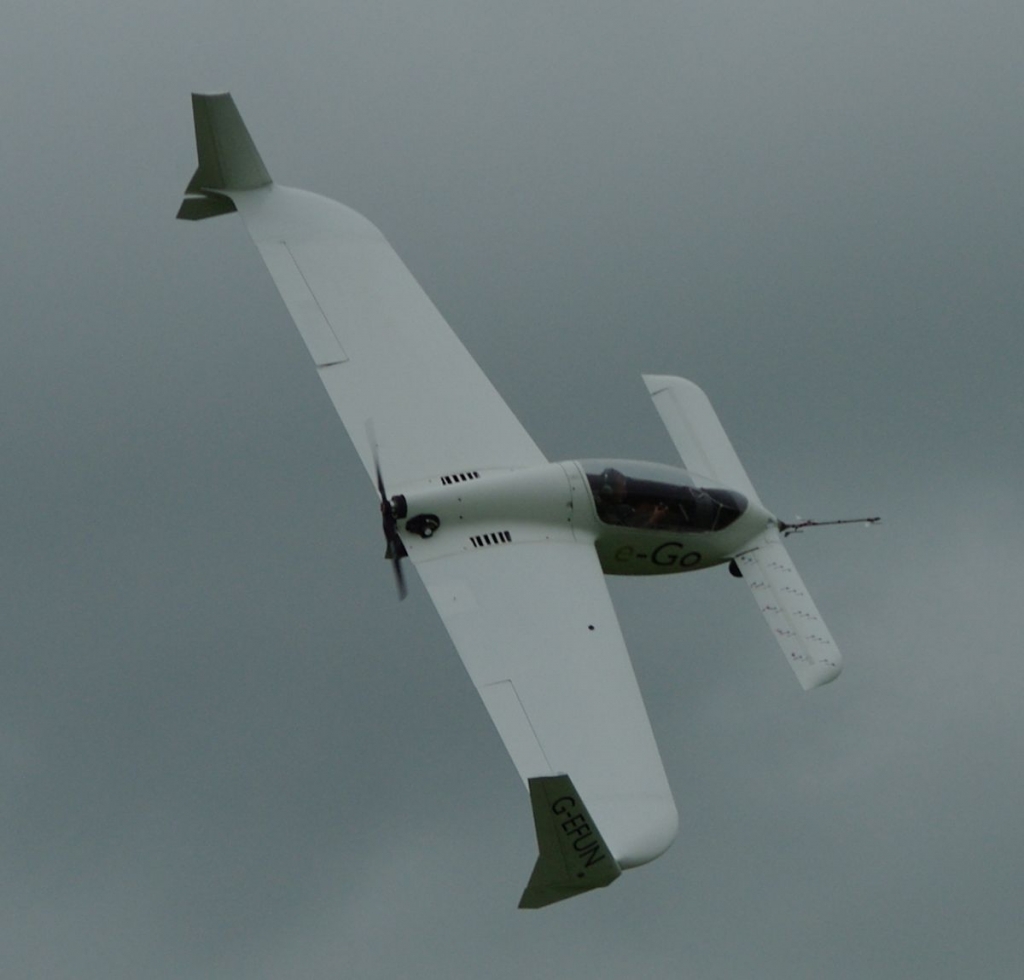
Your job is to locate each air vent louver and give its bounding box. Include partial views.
[441,471,480,485]
[470,531,512,548]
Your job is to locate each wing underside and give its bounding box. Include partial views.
[413,540,679,887]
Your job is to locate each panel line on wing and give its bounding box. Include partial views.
[255,240,349,367]
[479,679,554,780]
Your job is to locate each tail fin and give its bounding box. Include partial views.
[643,374,763,505]
[644,375,842,689]
[177,92,272,221]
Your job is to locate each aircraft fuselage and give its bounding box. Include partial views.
[393,459,775,576]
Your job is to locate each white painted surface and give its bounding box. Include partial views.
[416,539,678,868]
[736,528,843,689]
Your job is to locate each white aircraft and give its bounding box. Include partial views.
[178,93,867,908]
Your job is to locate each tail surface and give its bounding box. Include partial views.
[644,374,842,689]
[734,529,842,689]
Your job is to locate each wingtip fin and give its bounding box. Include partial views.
[518,775,622,909]
[178,92,271,220]
[176,188,236,221]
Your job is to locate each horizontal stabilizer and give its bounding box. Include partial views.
[735,529,842,689]
[178,92,271,220]
[519,775,622,909]
[643,374,762,505]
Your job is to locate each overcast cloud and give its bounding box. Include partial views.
[2,1,1023,977]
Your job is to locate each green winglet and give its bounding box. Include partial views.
[519,774,622,909]
[178,92,271,220]
[176,193,235,221]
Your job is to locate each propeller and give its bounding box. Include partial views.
[367,422,408,600]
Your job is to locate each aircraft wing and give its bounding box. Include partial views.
[414,538,678,904]
[178,92,546,489]
[180,95,677,904]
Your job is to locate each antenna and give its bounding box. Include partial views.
[777,516,881,538]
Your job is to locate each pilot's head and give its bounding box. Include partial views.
[598,468,628,502]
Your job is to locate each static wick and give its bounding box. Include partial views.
[778,516,881,537]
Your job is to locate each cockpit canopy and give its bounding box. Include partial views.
[583,460,747,533]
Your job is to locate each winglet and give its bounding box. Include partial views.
[518,775,622,909]
[177,92,272,220]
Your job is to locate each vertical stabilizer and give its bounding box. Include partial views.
[643,374,762,504]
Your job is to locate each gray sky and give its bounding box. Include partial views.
[3,1,1023,977]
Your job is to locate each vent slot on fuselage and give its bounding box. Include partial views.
[441,471,480,485]
[471,531,512,548]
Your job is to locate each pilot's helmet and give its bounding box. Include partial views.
[598,467,627,500]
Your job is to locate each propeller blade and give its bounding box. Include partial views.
[392,554,408,601]
[366,419,408,601]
